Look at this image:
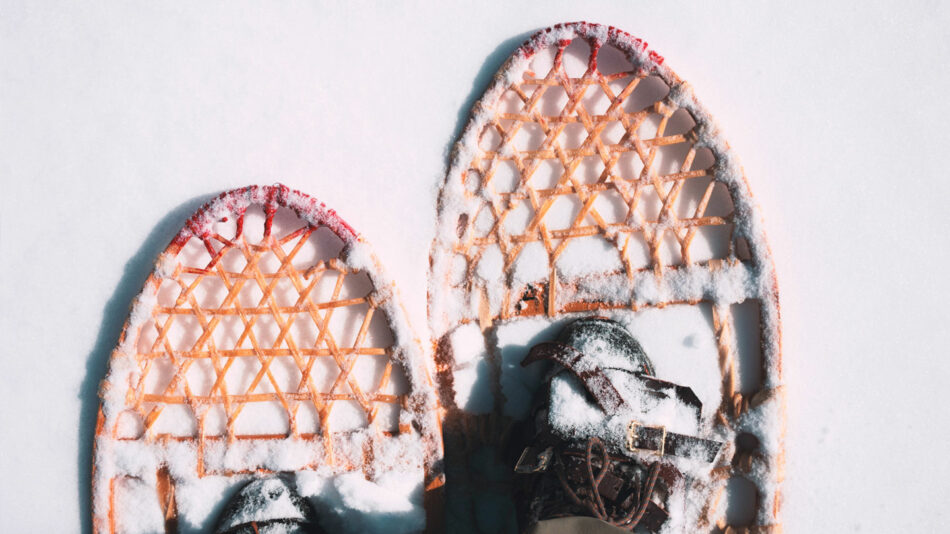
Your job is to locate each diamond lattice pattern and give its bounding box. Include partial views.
[456,39,748,288]
[124,206,408,440]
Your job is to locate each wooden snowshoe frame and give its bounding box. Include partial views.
[429,22,783,532]
[93,185,444,533]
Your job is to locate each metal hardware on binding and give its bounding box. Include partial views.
[514,446,554,473]
[626,420,668,456]
[626,420,640,452]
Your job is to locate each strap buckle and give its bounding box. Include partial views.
[626,420,667,456]
[514,445,554,473]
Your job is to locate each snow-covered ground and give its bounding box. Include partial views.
[2,1,950,531]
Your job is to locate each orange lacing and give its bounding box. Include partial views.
[127,195,406,445]
[451,30,746,321]
[95,185,445,534]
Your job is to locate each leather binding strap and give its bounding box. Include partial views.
[523,343,705,419]
[626,421,723,463]
[523,342,626,412]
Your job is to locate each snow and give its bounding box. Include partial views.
[114,477,166,534]
[447,323,487,367]
[609,305,723,421]
[446,323,493,412]
[475,244,504,282]
[305,471,425,534]
[3,4,949,534]
[555,236,623,278]
[512,242,550,285]
[176,476,234,530]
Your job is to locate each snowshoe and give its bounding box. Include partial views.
[428,22,784,532]
[92,185,444,533]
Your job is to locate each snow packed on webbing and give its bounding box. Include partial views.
[95,186,440,534]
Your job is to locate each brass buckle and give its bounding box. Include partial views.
[625,420,640,452]
[626,420,667,456]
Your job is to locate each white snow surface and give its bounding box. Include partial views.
[113,477,165,534]
[300,470,425,534]
[3,4,950,533]
[446,323,493,412]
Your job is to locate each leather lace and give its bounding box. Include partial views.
[553,437,660,530]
